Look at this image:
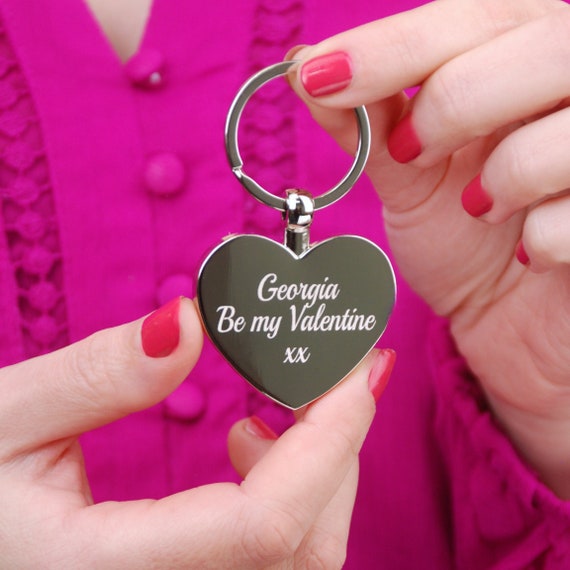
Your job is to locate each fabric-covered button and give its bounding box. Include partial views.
[157,274,194,306]
[21,246,55,275]
[7,178,42,206]
[29,315,59,345]
[3,139,37,170]
[124,48,165,88]
[164,382,206,422]
[0,111,29,138]
[27,281,58,311]
[16,211,47,240]
[143,152,186,196]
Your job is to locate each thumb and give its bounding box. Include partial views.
[0,296,203,459]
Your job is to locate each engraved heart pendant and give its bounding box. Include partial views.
[198,234,395,409]
[197,61,396,409]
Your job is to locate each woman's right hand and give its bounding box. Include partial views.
[288,0,570,497]
[0,296,393,569]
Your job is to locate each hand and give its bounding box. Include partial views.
[289,0,570,495]
[0,296,394,568]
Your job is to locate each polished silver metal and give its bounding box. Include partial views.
[225,60,370,212]
[197,233,396,409]
[284,189,314,255]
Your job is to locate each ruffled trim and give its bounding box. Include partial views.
[240,0,303,236]
[242,0,303,419]
[430,317,570,569]
[0,20,69,356]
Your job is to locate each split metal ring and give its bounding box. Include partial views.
[225,60,370,211]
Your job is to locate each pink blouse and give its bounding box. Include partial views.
[0,0,568,567]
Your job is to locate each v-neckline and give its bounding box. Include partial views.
[79,0,159,65]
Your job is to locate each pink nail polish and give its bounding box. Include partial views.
[141,297,181,358]
[300,52,353,97]
[515,239,530,266]
[387,114,422,163]
[368,349,396,402]
[462,175,493,217]
[245,416,279,440]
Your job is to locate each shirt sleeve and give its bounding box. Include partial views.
[430,317,570,569]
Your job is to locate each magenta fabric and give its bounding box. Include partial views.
[0,0,568,567]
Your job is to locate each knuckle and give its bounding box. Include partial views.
[298,538,347,570]
[525,197,570,265]
[325,419,364,460]
[546,9,570,64]
[478,0,557,31]
[63,331,130,413]
[493,136,537,200]
[238,503,305,565]
[317,397,376,459]
[425,65,474,136]
[381,22,427,76]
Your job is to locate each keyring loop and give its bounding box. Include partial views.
[225,60,371,212]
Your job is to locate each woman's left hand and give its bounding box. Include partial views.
[289,0,570,495]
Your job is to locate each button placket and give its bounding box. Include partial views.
[126,47,207,420]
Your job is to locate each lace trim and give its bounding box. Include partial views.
[243,0,303,418]
[241,0,303,235]
[0,23,69,357]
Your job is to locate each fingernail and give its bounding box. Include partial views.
[461,174,493,217]
[245,416,279,440]
[141,296,181,358]
[368,349,396,402]
[387,114,422,163]
[515,239,530,266]
[300,51,352,97]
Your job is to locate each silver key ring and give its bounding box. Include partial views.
[225,60,371,212]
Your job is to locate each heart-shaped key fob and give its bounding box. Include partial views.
[197,61,396,409]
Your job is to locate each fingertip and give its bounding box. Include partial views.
[140,296,203,366]
[228,417,278,478]
[298,51,353,98]
[179,296,204,364]
[128,296,203,407]
[284,44,310,62]
[367,348,397,402]
[141,297,182,358]
[387,114,422,163]
[461,174,494,218]
[517,197,570,273]
[303,348,387,427]
[244,416,279,440]
[515,239,530,267]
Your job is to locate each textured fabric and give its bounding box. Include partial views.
[0,0,568,568]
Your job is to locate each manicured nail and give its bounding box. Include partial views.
[245,416,279,440]
[368,349,396,402]
[515,239,530,266]
[300,52,353,97]
[141,297,181,358]
[461,174,493,217]
[387,114,422,163]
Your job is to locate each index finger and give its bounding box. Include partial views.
[239,349,392,546]
[293,0,558,106]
